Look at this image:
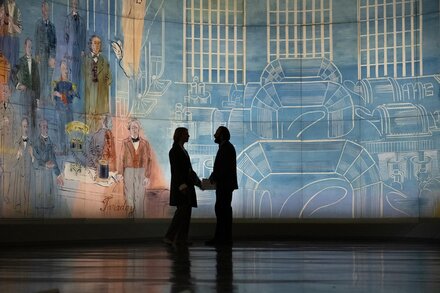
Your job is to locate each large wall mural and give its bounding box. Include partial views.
[0,0,439,219]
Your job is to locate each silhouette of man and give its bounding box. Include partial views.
[206,126,238,246]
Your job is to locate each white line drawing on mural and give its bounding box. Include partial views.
[183,0,246,84]
[278,178,349,217]
[1,0,440,220]
[358,0,423,79]
[236,139,409,218]
[266,0,333,62]
[299,186,348,218]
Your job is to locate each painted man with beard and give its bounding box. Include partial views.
[33,119,64,216]
[12,117,35,216]
[82,35,112,132]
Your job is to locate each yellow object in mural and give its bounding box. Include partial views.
[66,121,89,151]
[66,121,90,135]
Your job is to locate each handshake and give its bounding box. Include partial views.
[200,178,216,190]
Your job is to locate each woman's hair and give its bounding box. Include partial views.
[173,127,188,143]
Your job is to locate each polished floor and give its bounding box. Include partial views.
[0,240,439,293]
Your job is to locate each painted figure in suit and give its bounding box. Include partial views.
[163,127,202,246]
[118,119,152,218]
[89,114,116,172]
[0,82,14,205]
[12,117,35,216]
[33,119,64,216]
[205,126,238,246]
[0,0,22,67]
[14,38,40,129]
[82,35,112,132]
[53,60,79,153]
[34,0,56,105]
[64,0,86,87]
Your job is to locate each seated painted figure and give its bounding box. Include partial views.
[53,61,79,153]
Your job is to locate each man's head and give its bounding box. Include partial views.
[60,60,69,80]
[214,126,230,144]
[71,0,79,11]
[128,119,141,139]
[24,38,32,56]
[90,35,101,55]
[39,119,48,136]
[21,117,29,137]
[41,1,49,20]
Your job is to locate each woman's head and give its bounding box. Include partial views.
[173,127,189,144]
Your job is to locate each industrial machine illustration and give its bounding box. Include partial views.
[173,58,440,218]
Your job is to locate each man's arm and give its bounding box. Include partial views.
[64,15,70,44]
[105,59,112,86]
[11,5,22,34]
[49,23,57,58]
[117,141,127,176]
[143,140,152,179]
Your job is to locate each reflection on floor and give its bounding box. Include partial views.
[0,240,439,292]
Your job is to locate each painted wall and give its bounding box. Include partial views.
[0,0,439,219]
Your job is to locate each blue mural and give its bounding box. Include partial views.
[0,0,439,219]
